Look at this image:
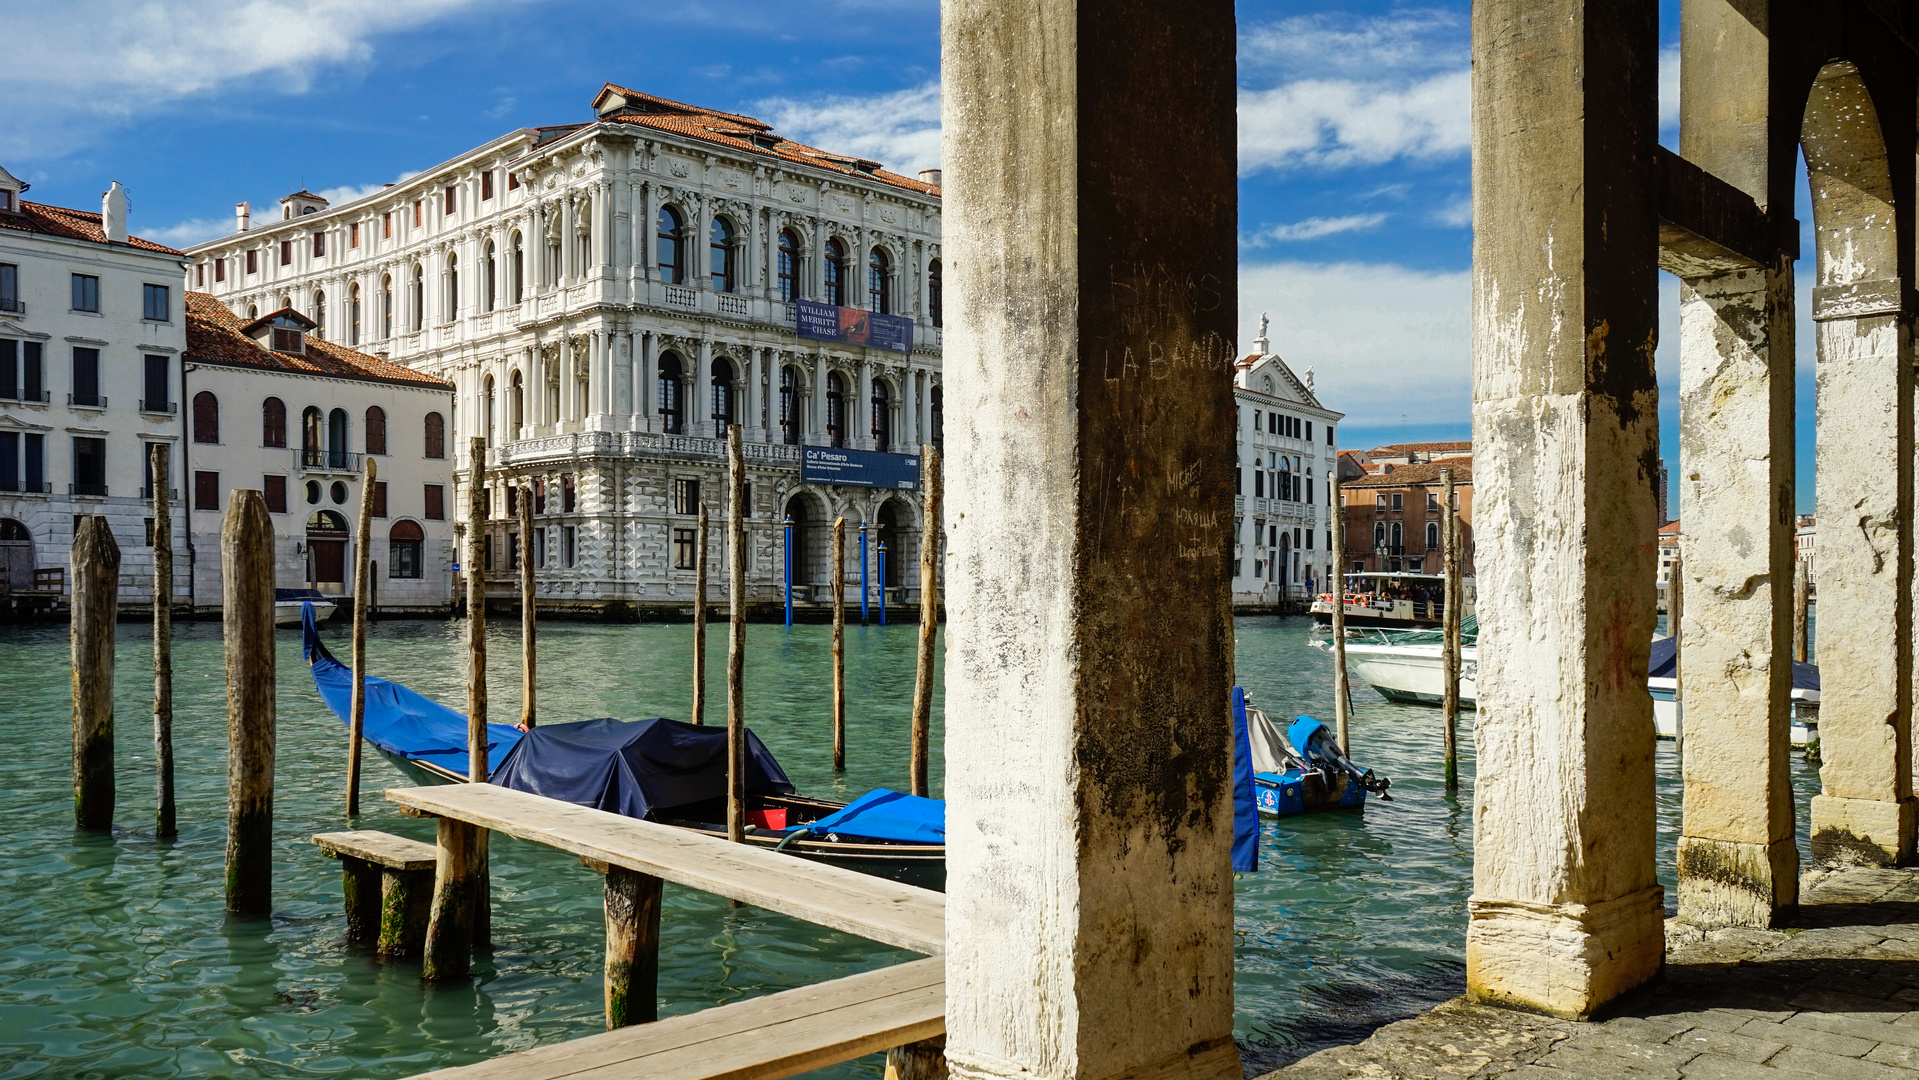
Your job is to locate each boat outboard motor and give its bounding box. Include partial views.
[1286,715,1393,799]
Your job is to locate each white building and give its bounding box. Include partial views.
[0,165,188,610]
[182,293,455,613]
[1232,316,1342,608]
[185,82,944,616]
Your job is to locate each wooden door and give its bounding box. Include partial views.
[311,540,346,588]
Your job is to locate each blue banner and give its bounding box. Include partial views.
[802,446,921,490]
[793,299,914,354]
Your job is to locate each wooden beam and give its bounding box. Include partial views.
[1656,146,1784,276]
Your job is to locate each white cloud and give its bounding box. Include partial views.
[1660,46,1681,132]
[142,218,235,250]
[1240,9,1465,79]
[756,82,942,178]
[1433,195,1471,228]
[1239,69,1469,173]
[1240,260,1470,427]
[1249,213,1387,245]
[314,171,421,208]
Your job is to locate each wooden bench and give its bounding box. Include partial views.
[412,956,944,1080]
[313,830,437,960]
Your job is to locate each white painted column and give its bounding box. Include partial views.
[856,357,874,450]
[639,331,655,432]
[695,338,714,439]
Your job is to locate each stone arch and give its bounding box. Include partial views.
[782,488,832,587]
[873,495,919,589]
[0,518,33,591]
[1800,60,1899,291]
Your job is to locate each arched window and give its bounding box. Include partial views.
[389,519,425,579]
[408,264,424,331]
[710,217,735,293]
[928,259,942,327]
[868,247,890,313]
[380,274,393,338]
[657,206,684,285]
[871,379,891,452]
[280,294,293,311]
[1390,521,1403,552]
[823,239,846,306]
[348,283,362,346]
[262,397,286,448]
[192,391,220,444]
[247,303,258,320]
[779,365,800,445]
[510,232,524,304]
[365,405,387,456]
[574,196,592,271]
[424,411,445,459]
[778,230,801,302]
[327,408,349,468]
[444,254,459,323]
[313,290,326,339]
[1426,521,1440,552]
[657,353,684,433]
[877,501,903,587]
[711,357,735,427]
[484,241,497,313]
[302,406,323,465]
[930,384,943,450]
[483,376,496,445]
[1374,522,1386,548]
[510,371,524,434]
[826,371,846,447]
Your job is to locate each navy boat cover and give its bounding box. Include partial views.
[801,788,944,844]
[1230,688,1259,872]
[490,717,795,820]
[302,603,524,777]
[1650,636,1819,691]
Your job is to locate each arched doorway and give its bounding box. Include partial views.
[783,493,810,589]
[307,509,349,592]
[0,519,33,591]
[876,500,906,588]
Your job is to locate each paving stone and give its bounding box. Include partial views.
[1657,1010,1755,1035]
[1733,1017,1876,1057]
[1530,1044,1688,1078]
[1679,1051,1829,1080]
[1787,1011,1919,1050]
[1789,987,1906,1013]
[1868,1043,1919,1071]
[1584,1016,1697,1048]
[1764,927,1890,960]
[1772,1046,1917,1079]
[1664,1028,1784,1063]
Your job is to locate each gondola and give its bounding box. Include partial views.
[300,605,946,890]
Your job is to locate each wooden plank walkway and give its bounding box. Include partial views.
[385,783,946,955]
[414,957,943,1080]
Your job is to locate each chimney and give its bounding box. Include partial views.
[919,168,942,187]
[101,182,128,244]
[236,201,252,233]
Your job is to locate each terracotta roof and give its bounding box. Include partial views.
[282,190,325,201]
[0,200,182,255]
[1368,440,1473,456]
[185,292,451,390]
[1340,456,1473,489]
[1658,520,1683,535]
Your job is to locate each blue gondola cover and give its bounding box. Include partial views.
[1650,635,1818,690]
[490,717,795,819]
[1231,687,1260,872]
[801,788,944,844]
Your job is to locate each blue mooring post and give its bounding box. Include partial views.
[859,523,870,625]
[782,516,794,627]
[877,541,888,626]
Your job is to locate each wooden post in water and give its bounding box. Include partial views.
[520,482,536,728]
[726,426,747,844]
[692,503,708,725]
[465,439,491,947]
[347,457,377,817]
[832,517,847,772]
[1793,555,1810,663]
[603,864,664,1028]
[1330,474,1351,755]
[150,446,176,839]
[909,445,941,798]
[1440,469,1460,791]
[222,491,275,916]
[72,515,119,831]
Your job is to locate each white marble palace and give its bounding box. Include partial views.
[185,82,944,615]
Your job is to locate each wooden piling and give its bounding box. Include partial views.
[378,866,432,960]
[909,445,940,798]
[832,517,847,772]
[886,1037,948,1080]
[72,515,119,831]
[520,481,537,728]
[1330,475,1351,755]
[693,502,708,726]
[462,438,492,949]
[222,491,276,916]
[1440,469,1460,791]
[422,815,486,980]
[604,865,664,1028]
[150,445,176,839]
[347,457,377,817]
[726,426,746,844]
[1793,555,1810,663]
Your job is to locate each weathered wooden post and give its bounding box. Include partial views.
[1330,474,1351,754]
[151,446,176,839]
[520,481,536,728]
[465,439,489,783]
[727,426,747,843]
[223,491,276,916]
[909,445,940,798]
[603,864,664,1027]
[72,515,119,831]
[347,458,377,817]
[1793,556,1810,663]
[832,516,847,772]
[693,502,708,725]
[1441,470,1462,790]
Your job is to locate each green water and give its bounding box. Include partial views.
[0,615,1820,1078]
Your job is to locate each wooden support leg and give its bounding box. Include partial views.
[379,866,433,960]
[423,817,486,980]
[605,866,664,1029]
[886,1036,947,1080]
[340,856,381,947]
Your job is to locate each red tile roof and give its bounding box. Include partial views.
[1340,456,1473,489]
[185,293,451,390]
[1658,520,1682,535]
[0,200,182,255]
[1368,440,1473,456]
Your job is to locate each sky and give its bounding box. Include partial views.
[2,0,1815,514]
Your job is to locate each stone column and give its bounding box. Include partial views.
[637,331,654,432]
[695,338,714,439]
[812,352,828,445]
[856,358,874,450]
[942,3,1240,1080]
[639,182,655,284]
[814,215,829,299]
[1466,0,1665,1018]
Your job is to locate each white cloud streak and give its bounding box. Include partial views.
[1249,213,1388,246]
[1239,70,1469,173]
[756,82,943,178]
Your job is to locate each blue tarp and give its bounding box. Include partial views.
[1650,636,1819,690]
[802,788,944,844]
[1231,688,1260,872]
[302,603,524,777]
[490,717,795,820]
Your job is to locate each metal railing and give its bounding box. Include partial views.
[69,482,108,497]
[296,448,364,472]
[0,481,50,494]
[67,393,107,408]
[0,297,22,314]
[139,399,177,414]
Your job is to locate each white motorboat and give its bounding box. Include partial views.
[276,589,336,627]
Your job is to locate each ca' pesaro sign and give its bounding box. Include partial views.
[802,446,921,490]
[793,299,914,354]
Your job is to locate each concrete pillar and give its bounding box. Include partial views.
[1466,0,1665,1018]
[942,3,1240,1079]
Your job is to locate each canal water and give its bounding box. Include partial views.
[0,615,1820,1078]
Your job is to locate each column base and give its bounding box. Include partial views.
[1465,884,1664,1019]
[1676,835,1798,929]
[1810,794,1917,866]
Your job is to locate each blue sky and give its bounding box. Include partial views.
[4,0,1812,513]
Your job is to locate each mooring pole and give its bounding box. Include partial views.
[783,516,794,628]
[1330,474,1351,755]
[1793,555,1810,663]
[464,439,491,947]
[909,446,941,798]
[603,864,664,1028]
[347,457,376,817]
[222,491,275,916]
[878,542,888,626]
[150,446,176,839]
[520,482,536,729]
[726,426,747,843]
[72,515,119,832]
[1440,469,1460,791]
[832,516,847,772]
[693,502,709,725]
[860,522,870,626]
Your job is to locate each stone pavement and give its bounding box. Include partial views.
[1265,866,1919,1080]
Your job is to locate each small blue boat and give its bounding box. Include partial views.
[1235,689,1391,818]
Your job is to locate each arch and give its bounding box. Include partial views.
[302,405,323,465]
[1390,520,1402,552]
[928,259,942,327]
[348,283,362,346]
[424,411,445,459]
[710,216,736,293]
[574,195,593,271]
[409,263,424,331]
[381,274,393,338]
[779,364,803,444]
[484,239,497,313]
[823,238,847,306]
[313,289,326,338]
[1426,520,1440,552]
[875,497,919,588]
[1374,521,1386,549]
[279,294,293,311]
[657,205,685,284]
[826,370,847,447]
[871,376,892,452]
[192,390,219,444]
[1800,61,1900,292]
[868,247,891,313]
[247,303,259,320]
[658,352,684,434]
[0,518,32,592]
[444,253,459,323]
[307,509,349,590]
[711,356,736,428]
[778,229,802,302]
[365,405,387,456]
[328,407,349,467]
[389,518,425,579]
[307,509,349,533]
[510,370,525,434]
[783,490,833,586]
[262,396,287,448]
[510,231,525,304]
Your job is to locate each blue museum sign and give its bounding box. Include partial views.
[802,446,921,490]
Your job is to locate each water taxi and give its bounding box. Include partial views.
[1310,571,1472,630]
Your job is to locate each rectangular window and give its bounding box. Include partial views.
[194,470,219,511]
[350,222,360,248]
[1327,424,1335,446]
[1428,492,1441,510]
[0,432,15,491]
[24,433,43,492]
[562,474,576,513]
[246,250,258,274]
[508,172,519,190]
[383,212,392,239]
[1306,478,1313,503]
[413,201,423,228]
[71,347,100,406]
[534,478,546,514]
[143,354,169,412]
[71,274,99,312]
[424,483,445,520]
[1252,410,1260,432]
[391,539,422,579]
[144,518,155,547]
[73,437,106,495]
[263,475,288,514]
[280,239,292,266]
[1375,494,1387,509]
[0,339,14,399]
[0,262,14,311]
[1268,413,1276,435]
[506,485,518,516]
[313,231,325,257]
[1306,421,1313,442]
[481,171,494,200]
[444,186,456,215]
[1253,472,1263,499]
[484,534,494,571]
[674,527,696,569]
[1392,493,1404,511]
[535,527,547,568]
[506,532,520,571]
[564,525,577,567]
[195,264,205,287]
[215,258,227,282]
[673,478,699,515]
[372,481,388,518]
